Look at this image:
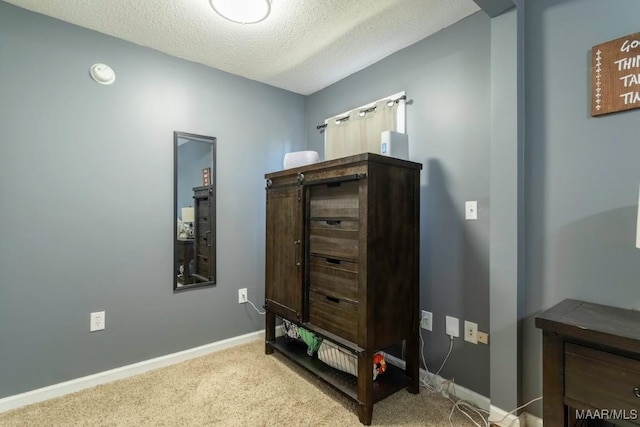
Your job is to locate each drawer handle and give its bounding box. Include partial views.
[634,387,640,398]
[294,240,301,267]
[326,258,341,265]
[326,220,341,226]
[325,296,340,304]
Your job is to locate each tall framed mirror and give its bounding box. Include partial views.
[174,131,216,291]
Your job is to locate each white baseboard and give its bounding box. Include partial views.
[488,409,541,427]
[0,330,265,414]
[524,412,542,427]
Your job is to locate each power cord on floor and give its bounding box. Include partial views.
[486,396,542,426]
[418,332,484,425]
[446,394,542,427]
[448,396,489,427]
[417,329,541,427]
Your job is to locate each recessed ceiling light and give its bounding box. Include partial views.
[209,0,271,24]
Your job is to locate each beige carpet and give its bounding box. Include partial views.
[0,339,482,426]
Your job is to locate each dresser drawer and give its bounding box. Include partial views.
[197,204,212,222]
[195,255,211,278]
[308,290,358,343]
[196,232,211,250]
[565,343,640,417]
[309,180,359,219]
[194,186,212,198]
[309,255,358,303]
[309,219,359,260]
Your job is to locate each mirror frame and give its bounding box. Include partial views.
[173,131,217,292]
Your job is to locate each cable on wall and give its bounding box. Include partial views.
[246,298,266,315]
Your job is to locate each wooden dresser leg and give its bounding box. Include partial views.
[357,352,374,425]
[357,403,373,426]
[405,334,420,394]
[265,311,275,355]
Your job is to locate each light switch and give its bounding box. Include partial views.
[465,201,478,220]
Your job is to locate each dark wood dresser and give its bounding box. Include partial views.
[192,185,215,283]
[264,153,421,425]
[536,299,640,426]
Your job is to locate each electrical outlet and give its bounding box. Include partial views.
[90,311,105,332]
[238,288,247,304]
[464,320,478,344]
[420,310,433,331]
[465,201,478,220]
[477,331,489,345]
[445,315,459,337]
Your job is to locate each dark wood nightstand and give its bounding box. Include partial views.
[536,299,640,426]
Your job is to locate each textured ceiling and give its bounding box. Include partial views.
[3,0,480,95]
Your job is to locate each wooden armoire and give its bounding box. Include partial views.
[264,153,421,425]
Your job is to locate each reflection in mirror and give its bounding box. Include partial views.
[174,131,216,291]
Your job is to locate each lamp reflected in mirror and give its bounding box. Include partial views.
[174,131,216,291]
[180,207,195,238]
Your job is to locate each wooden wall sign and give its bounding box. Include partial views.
[202,167,211,186]
[592,32,640,116]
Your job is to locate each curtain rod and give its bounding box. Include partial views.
[315,95,406,130]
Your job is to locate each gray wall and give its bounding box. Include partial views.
[522,0,640,416]
[306,11,492,396]
[489,6,519,412]
[0,2,306,398]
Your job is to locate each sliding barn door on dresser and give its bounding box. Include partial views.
[264,173,303,322]
[264,153,421,426]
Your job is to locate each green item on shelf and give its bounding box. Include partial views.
[298,328,323,356]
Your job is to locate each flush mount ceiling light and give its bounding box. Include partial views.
[209,0,271,24]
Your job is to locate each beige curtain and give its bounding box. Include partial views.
[364,100,398,153]
[325,100,399,160]
[324,112,366,160]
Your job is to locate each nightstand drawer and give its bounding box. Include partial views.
[309,255,358,303]
[565,343,640,416]
[308,290,357,343]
